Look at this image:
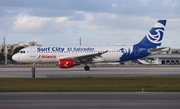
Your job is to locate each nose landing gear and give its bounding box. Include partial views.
[31,63,36,78]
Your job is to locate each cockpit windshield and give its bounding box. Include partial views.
[19,51,25,53]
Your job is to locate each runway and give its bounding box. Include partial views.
[1,66,180,78]
[0,92,180,109]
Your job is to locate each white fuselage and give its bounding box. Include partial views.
[12,46,132,63]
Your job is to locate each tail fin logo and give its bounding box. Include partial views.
[146,22,165,44]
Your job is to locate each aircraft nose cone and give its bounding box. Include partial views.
[12,54,19,62]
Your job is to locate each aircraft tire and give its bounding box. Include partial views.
[32,67,36,72]
[84,66,90,71]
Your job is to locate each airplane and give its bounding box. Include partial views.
[12,20,168,71]
[132,58,161,65]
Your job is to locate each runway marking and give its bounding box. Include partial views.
[92,67,180,70]
[69,71,90,73]
[0,74,13,78]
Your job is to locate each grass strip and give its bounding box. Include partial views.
[0,77,180,92]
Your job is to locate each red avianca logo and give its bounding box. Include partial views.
[37,55,56,59]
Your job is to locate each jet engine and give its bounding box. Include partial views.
[59,59,74,68]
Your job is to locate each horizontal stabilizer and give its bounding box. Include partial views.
[148,47,170,55]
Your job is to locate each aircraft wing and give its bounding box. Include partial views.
[59,50,108,63]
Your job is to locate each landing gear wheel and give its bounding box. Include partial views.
[84,66,90,71]
[31,67,36,72]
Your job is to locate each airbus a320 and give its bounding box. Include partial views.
[12,20,168,71]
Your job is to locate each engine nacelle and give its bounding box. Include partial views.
[59,59,74,68]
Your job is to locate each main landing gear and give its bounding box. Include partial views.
[84,65,90,71]
[32,63,36,71]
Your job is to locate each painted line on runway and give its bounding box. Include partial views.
[92,67,180,70]
[0,74,13,78]
[69,71,90,73]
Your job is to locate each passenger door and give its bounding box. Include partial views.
[30,48,36,57]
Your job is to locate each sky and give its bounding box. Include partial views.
[0,0,180,48]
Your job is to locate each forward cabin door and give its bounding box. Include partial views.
[30,48,36,57]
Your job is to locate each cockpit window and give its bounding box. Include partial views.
[19,51,25,53]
